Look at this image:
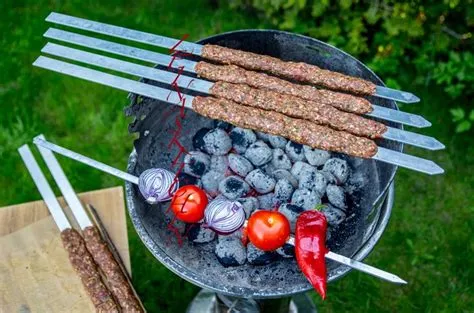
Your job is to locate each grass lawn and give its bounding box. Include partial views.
[1,1,472,312]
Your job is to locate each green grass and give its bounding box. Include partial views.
[1,1,472,312]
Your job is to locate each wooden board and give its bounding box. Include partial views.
[0,186,130,313]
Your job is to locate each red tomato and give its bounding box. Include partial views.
[247,211,290,251]
[170,185,208,223]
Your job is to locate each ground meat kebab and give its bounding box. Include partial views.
[201,44,377,95]
[61,228,119,312]
[83,226,143,312]
[192,96,378,159]
[195,62,372,114]
[210,81,387,138]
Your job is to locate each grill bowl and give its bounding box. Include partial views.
[124,30,402,298]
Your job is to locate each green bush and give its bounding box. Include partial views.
[225,0,473,132]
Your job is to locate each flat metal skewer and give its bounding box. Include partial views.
[34,134,92,229]
[32,56,443,175]
[33,136,140,184]
[32,138,406,285]
[43,28,429,128]
[40,43,443,151]
[18,145,71,231]
[45,12,419,103]
[285,237,406,284]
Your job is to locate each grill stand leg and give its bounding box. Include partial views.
[186,289,317,313]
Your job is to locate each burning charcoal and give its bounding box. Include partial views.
[245,169,276,194]
[210,155,229,174]
[178,172,198,187]
[345,171,367,194]
[257,193,276,209]
[268,135,287,149]
[276,243,295,258]
[285,141,306,162]
[291,188,321,210]
[201,170,226,196]
[203,128,232,155]
[321,170,337,185]
[273,169,299,188]
[274,179,294,204]
[322,205,346,227]
[186,223,216,244]
[247,243,279,265]
[183,151,211,178]
[256,131,270,142]
[228,153,254,177]
[290,161,316,179]
[326,184,347,210]
[271,148,292,170]
[229,127,257,154]
[303,145,331,166]
[215,235,247,267]
[244,141,272,166]
[237,196,259,217]
[213,120,233,131]
[192,127,211,151]
[218,176,250,200]
[299,170,328,195]
[279,203,305,232]
[259,162,276,177]
[323,158,350,184]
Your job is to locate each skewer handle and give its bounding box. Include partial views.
[33,136,139,185]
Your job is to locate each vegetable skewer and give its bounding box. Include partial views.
[45,12,419,103]
[32,136,407,285]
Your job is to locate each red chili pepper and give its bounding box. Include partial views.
[295,210,328,300]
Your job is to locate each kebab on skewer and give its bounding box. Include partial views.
[34,135,144,312]
[41,30,430,129]
[40,43,442,151]
[18,145,120,312]
[33,57,443,175]
[44,12,419,103]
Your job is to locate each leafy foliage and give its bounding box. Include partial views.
[227,0,474,132]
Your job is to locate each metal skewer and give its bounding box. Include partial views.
[18,145,71,231]
[32,56,444,175]
[31,137,407,285]
[33,134,144,312]
[42,28,430,128]
[285,237,406,284]
[35,134,92,229]
[45,12,419,103]
[40,43,443,151]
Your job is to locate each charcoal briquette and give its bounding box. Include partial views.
[323,158,350,184]
[272,148,292,170]
[183,151,211,177]
[245,169,276,194]
[228,153,254,177]
[291,188,321,210]
[218,176,250,200]
[229,127,257,154]
[203,128,232,155]
[303,145,331,166]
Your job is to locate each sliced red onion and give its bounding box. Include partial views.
[204,198,245,234]
[138,168,178,204]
